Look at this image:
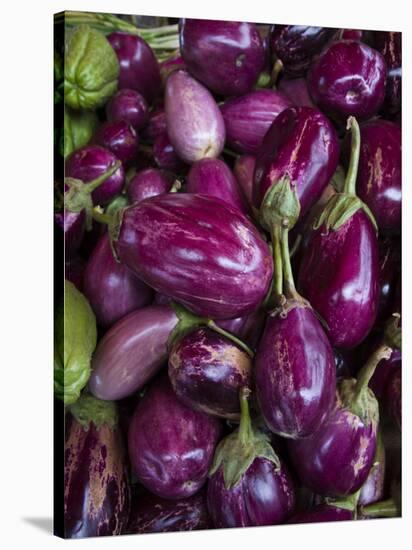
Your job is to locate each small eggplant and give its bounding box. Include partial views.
[128,376,221,499]
[207,389,295,527]
[153,131,186,173]
[233,155,256,207]
[373,32,401,116]
[106,88,149,131]
[288,504,353,524]
[93,120,138,167]
[141,107,167,143]
[127,168,172,204]
[180,19,265,97]
[165,70,225,164]
[278,77,316,108]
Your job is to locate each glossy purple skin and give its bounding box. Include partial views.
[307,40,387,123]
[288,504,353,524]
[221,90,292,155]
[127,168,172,204]
[253,107,339,218]
[106,89,149,131]
[288,402,378,497]
[107,32,161,104]
[89,305,178,401]
[358,440,385,506]
[113,193,273,319]
[141,107,166,143]
[186,158,249,215]
[165,70,225,164]
[278,77,316,108]
[83,233,153,329]
[55,210,85,255]
[153,131,186,172]
[208,457,295,527]
[217,308,265,350]
[355,120,401,235]
[169,327,252,419]
[270,26,337,77]
[373,32,401,115]
[64,414,130,538]
[127,489,209,534]
[298,209,379,349]
[180,19,265,97]
[233,155,256,206]
[94,120,138,167]
[128,376,221,499]
[159,55,186,87]
[65,145,125,206]
[385,367,401,430]
[370,349,401,400]
[255,303,336,438]
[375,237,400,325]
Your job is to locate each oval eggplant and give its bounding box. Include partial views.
[93,120,138,167]
[180,19,265,97]
[169,327,252,419]
[220,89,292,155]
[127,168,172,204]
[307,40,387,123]
[111,193,273,319]
[278,77,316,108]
[373,32,401,116]
[106,88,149,130]
[288,504,353,524]
[128,376,221,499]
[89,305,178,401]
[233,155,256,206]
[165,70,225,164]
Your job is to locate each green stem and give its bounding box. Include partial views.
[92,207,113,226]
[271,59,283,87]
[271,226,283,299]
[343,116,361,196]
[83,161,121,193]
[223,147,239,159]
[353,344,393,403]
[360,498,399,518]
[207,321,254,358]
[169,180,182,193]
[280,226,300,301]
[238,388,253,445]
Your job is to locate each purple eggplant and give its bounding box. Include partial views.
[111,193,273,319]
[159,54,186,87]
[288,504,353,524]
[207,389,295,527]
[307,40,387,123]
[278,77,316,108]
[64,395,130,538]
[269,26,337,77]
[217,308,265,350]
[127,168,172,204]
[233,155,256,207]
[65,145,125,206]
[128,375,221,499]
[141,107,167,143]
[153,131,186,172]
[186,158,249,215]
[55,209,85,256]
[165,70,225,164]
[298,117,379,349]
[179,19,265,97]
[375,238,401,325]
[107,33,161,104]
[89,305,178,401]
[127,489,209,534]
[65,255,86,291]
[169,327,252,419]
[385,366,401,430]
[106,88,149,131]
[220,90,292,155]
[358,432,386,506]
[93,120,138,167]
[83,232,153,329]
[370,348,401,400]
[288,344,392,497]
[373,32,401,116]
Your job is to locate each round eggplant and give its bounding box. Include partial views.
[127,168,172,204]
[153,131,186,172]
[106,88,149,130]
[93,120,138,167]
[141,107,167,143]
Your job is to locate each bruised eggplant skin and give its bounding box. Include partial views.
[64,414,130,538]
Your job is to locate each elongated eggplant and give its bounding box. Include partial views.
[64,395,130,538]
[220,90,292,155]
[93,120,138,167]
[373,32,401,116]
[106,88,149,130]
[233,155,256,207]
[127,168,172,204]
[111,193,273,319]
[128,376,221,499]
[180,19,265,97]
[165,70,225,164]
[288,505,353,524]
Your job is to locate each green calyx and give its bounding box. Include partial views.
[105,194,129,216]
[384,313,401,351]
[325,490,361,515]
[209,389,280,490]
[259,175,300,234]
[69,393,118,430]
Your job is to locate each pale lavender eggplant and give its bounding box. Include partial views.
[373,32,401,116]
[385,367,401,430]
[89,305,178,401]
[112,193,273,319]
[179,19,265,97]
[153,131,186,172]
[288,505,353,524]
[220,90,292,155]
[307,40,387,123]
[127,168,172,204]
[278,77,316,108]
[83,232,153,329]
[169,327,252,419]
[128,376,221,499]
[165,70,225,164]
[255,302,336,438]
[233,155,256,206]
[141,107,167,143]
[186,158,249,215]
[65,145,125,206]
[107,32,161,104]
[106,89,149,131]
[94,120,138,167]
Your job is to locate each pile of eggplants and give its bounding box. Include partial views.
[56,13,402,539]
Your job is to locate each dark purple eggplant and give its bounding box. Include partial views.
[370,348,401,400]
[278,77,316,108]
[298,117,379,349]
[127,168,172,204]
[165,70,225,164]
[180,19,265,97]
[93,120,138,167]
[127,489,209,534]
[55,210,85,256]
[385,366,401,430]
[106,88,149,131]
[107,33,161,104]
[159,54,186,87]
[358,431,386,506]
[220,90,292,155]
[233,155,256,207]
[288,504,353,524]
[207,389,295,527]
[128,376,221,499]
[375,238,401,325]
[307,40,387,123]
[373,32,401,116]
[65,254,86,291]
[186,158,249,215]
[83,232,153,329]
[141,107,167,143]
[169,327,252,419]
[153,131,186,172]
[269,25,337,77]
[64,395,130,538]
[341,29,363,41]
[111,193,273,319]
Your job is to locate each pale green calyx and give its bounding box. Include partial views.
[259,175,301,234]
[313,193,378,234]
[69,393,118,430]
